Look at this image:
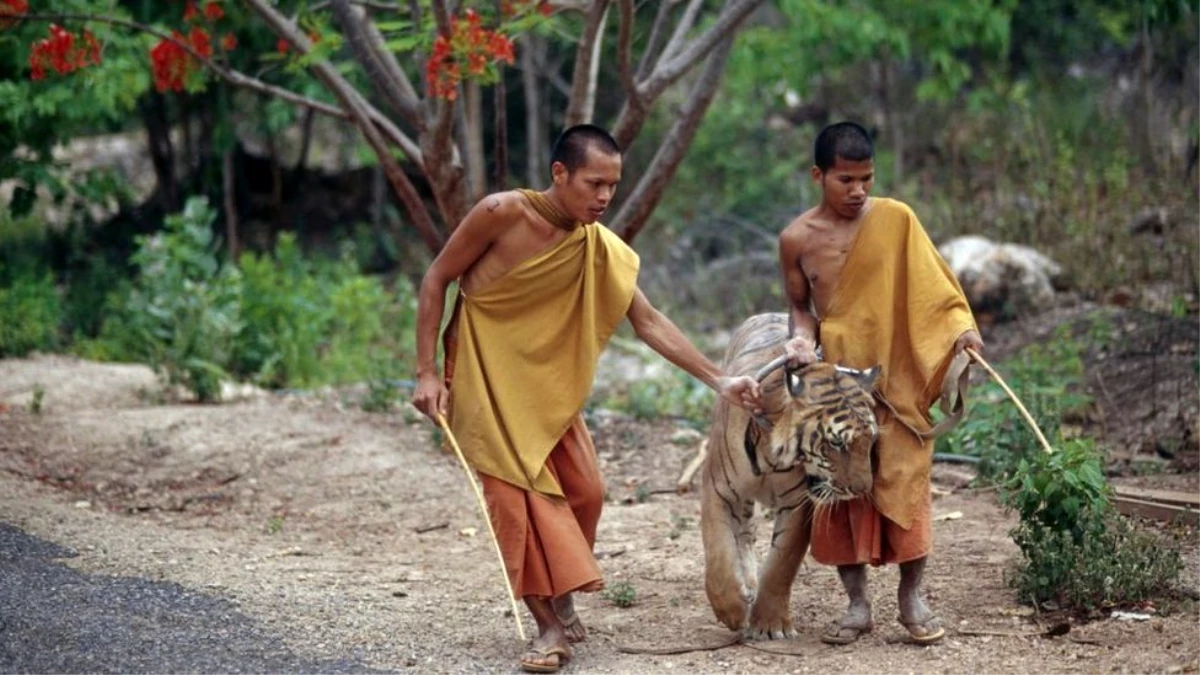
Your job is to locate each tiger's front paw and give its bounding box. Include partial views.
[745,605,797,640]
[709,592,749,632]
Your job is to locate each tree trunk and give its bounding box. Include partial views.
[522,34,548,186]
[615,33,737,242]
[464,81,487,202]
[880,57,904,186]
[564,1,611,127]
[139,92,179,213]
[222,148,239,261]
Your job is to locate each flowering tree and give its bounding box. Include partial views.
[5,0,767,254]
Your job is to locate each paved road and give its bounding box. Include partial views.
[0,523,391,674]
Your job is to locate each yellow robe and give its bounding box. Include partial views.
[819,198,977,529]
[446,221,639,496]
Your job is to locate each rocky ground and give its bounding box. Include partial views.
[0,304,1196,674]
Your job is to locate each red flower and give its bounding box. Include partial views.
[276,38,290,54]
[539,2,553,17]
[0,0,28,21]
[488,34,514,65]
[221,32,237,51]
[183,0,198,21]
[28,24,102,81]
[202,2,224,21]
[188,26,212,58]
[150,31,191,92]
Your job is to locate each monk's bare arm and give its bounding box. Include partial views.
[626,288,762,413]
[412,194,515,418]
[779,224,819,364]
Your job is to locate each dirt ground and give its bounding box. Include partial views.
[1,306,1197,674]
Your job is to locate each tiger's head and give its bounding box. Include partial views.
[752,361,880,503]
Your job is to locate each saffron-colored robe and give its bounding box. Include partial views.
[810,198,977,565]
[442,207,639,598]
[446,220,639,495]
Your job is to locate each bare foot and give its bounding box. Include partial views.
[820,607,874,645]
[552,594,587,643]
[897,594,943,644]
[523,596,574,671]
[520,639,571,673]
[898,557,944,645]
[823,564,873,645]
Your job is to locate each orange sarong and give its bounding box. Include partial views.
[808,197,977,566]
[480,416,606,599]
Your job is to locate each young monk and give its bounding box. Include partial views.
[779,121,984,646]
[412,124,763,673]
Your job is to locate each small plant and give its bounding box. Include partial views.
[603,580,638,608]
[29,383,44,415]
[668,514,692,540]
[266,515,285,535]
[362,375,402,413]
[634,484,651,504]
[1001,440,1183,612]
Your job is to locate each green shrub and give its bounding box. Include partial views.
[1002,440,1183,612]
[106,197,242,401]
[0,268,62,357]
[233,235,417,389]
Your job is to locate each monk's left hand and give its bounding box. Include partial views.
[955,329,985,358]
[717,375,762,415]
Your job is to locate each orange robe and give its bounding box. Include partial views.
[809,198,977,566]
[443,208,639,598]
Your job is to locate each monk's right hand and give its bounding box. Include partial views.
[783,335,818,368]
[412,372,449,422]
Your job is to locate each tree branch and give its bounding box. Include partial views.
[635,0,676,80]
[563,0,611,126]
[610,0,763,147]
[21,11,423,162]
[613,32,736,243]
[311,0,406,12]
[23,13,351,119]
[641,0,763,101]
[616,0,641,112]
[242,0,445,251]
[659,0,703,64]
[329,0,424,132]
[422,0,468,229]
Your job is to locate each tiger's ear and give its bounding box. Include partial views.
[854,365,881,390]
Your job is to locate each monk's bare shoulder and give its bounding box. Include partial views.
[462,191,532,236]
[779,206,822,252]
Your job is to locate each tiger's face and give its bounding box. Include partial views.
[767,363,880,504]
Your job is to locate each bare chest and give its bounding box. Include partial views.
[461,220,569,294]
[800,227,859,317]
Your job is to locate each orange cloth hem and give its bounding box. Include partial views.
[809,488,932,566]
[479,416,607,599]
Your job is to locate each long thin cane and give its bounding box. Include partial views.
[434,413,527,641]
[965,348,1054,454]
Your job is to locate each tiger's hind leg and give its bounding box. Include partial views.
[746,500,813,640]
[701,472,758,632]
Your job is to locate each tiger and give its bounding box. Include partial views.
[700,312,880,639]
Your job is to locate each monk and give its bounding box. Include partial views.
[412,124,763,673]
[779,122,984,646]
